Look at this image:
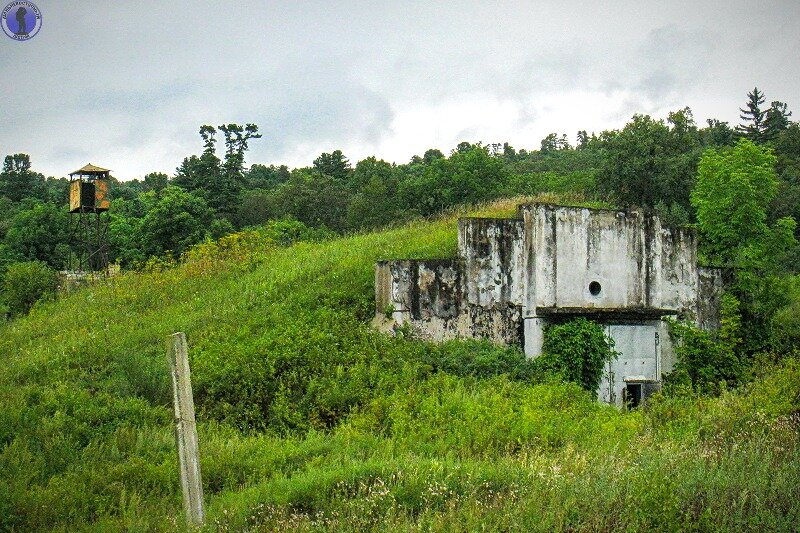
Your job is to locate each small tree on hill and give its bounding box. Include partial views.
[691,138,795,268]
[140,186,215,258]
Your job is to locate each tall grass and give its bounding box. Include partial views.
[0,199,798,531]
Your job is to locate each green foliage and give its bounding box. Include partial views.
[692,138,796,268]
[5,201,71,269]
[173,128,222,196]
[140,186,215,257]
[539,318,617,394]
[209,217,235,240]
[653,199,690,227]
[313,150,352,182]
[141,171,168,192]
[691,139,798,355]
[235,188,275,228]
[701,118,736,147]
[265,169,351,231]
[247,163,291,190]
[399,145,508,216]
[346,157,408,230]
[1,202,799,530]
[763,101,793,142]
[172,124,261,219]
[0,243,22,276]
[422,340,539,383]
[667,294,744,393]
[736,87,768,143]
[693,138,776,254]
[505,170,597,197]
[769,276,800,355]
[1,260,59,316]
[598,108,702,209]
[259,218,334,246]
[539,132,571,152]
[0,154,46,202]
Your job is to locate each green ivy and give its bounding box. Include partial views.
[539,318,617,394]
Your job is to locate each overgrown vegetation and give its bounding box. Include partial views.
[1,260,58,317]
[539,318,618,394]
[0,196,799,530]
[1,86,800,530]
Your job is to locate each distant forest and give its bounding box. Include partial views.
[1,87,798,292]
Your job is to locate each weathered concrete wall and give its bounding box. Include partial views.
[521,204,649,310]
[518,204,717,358]
[697,266,725,330]
[597,321,662,407]
[458,218,525,308]
[373,218,526,346]
[375,202,723,405]
[518,204,704,315]
[374,259,462,323]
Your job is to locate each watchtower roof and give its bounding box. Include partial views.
[70,163,111,177]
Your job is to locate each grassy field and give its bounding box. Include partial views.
[1,198,798,532]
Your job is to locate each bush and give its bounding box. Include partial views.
[2,260,59,316]
[667,293,744,393]
[426,340,539,383]
[260,218,335,246]
[770,279,800,355]
[539,318,617,394]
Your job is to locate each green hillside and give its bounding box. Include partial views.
[1,199,799,532]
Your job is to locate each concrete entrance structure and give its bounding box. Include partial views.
[374,203,724,406]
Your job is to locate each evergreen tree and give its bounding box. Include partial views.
[702,119,736,147]
[173,126,222,195]
[763,101,792,142]
[312,150,351,181]
[217,123,261,216]
[173,124,261,219]
[576,130,590,149]
[736,87,767,143]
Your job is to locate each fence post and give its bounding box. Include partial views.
[166,332,205,527]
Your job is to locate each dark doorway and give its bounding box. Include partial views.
[623,383,642,409]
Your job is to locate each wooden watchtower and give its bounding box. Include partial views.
[69,164,111,272]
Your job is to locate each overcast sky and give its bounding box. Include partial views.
[1,1,799,180]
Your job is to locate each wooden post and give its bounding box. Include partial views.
[166,332,205,527]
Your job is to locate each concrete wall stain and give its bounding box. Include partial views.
[373,203,724,406]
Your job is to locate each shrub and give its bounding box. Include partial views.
[769,276,800,356]
[260,218,335,246]
[539,318,617,394]
[426,340,539,383]
[667,293,744,393]
[1,260,59,316]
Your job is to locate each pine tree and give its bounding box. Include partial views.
[736,87,767,143]
[763,101,792,142]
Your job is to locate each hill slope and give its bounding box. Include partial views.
[1,200,799,532]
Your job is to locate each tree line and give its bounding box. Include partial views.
[1,88,798,322]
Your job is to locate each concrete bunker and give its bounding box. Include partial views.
[373,203,724,407]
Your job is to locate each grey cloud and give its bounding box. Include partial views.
[632,25,716,105]
[1,1,799,178]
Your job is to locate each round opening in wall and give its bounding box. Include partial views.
[589,281,602,296]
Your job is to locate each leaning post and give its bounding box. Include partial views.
[166,332,205,527]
